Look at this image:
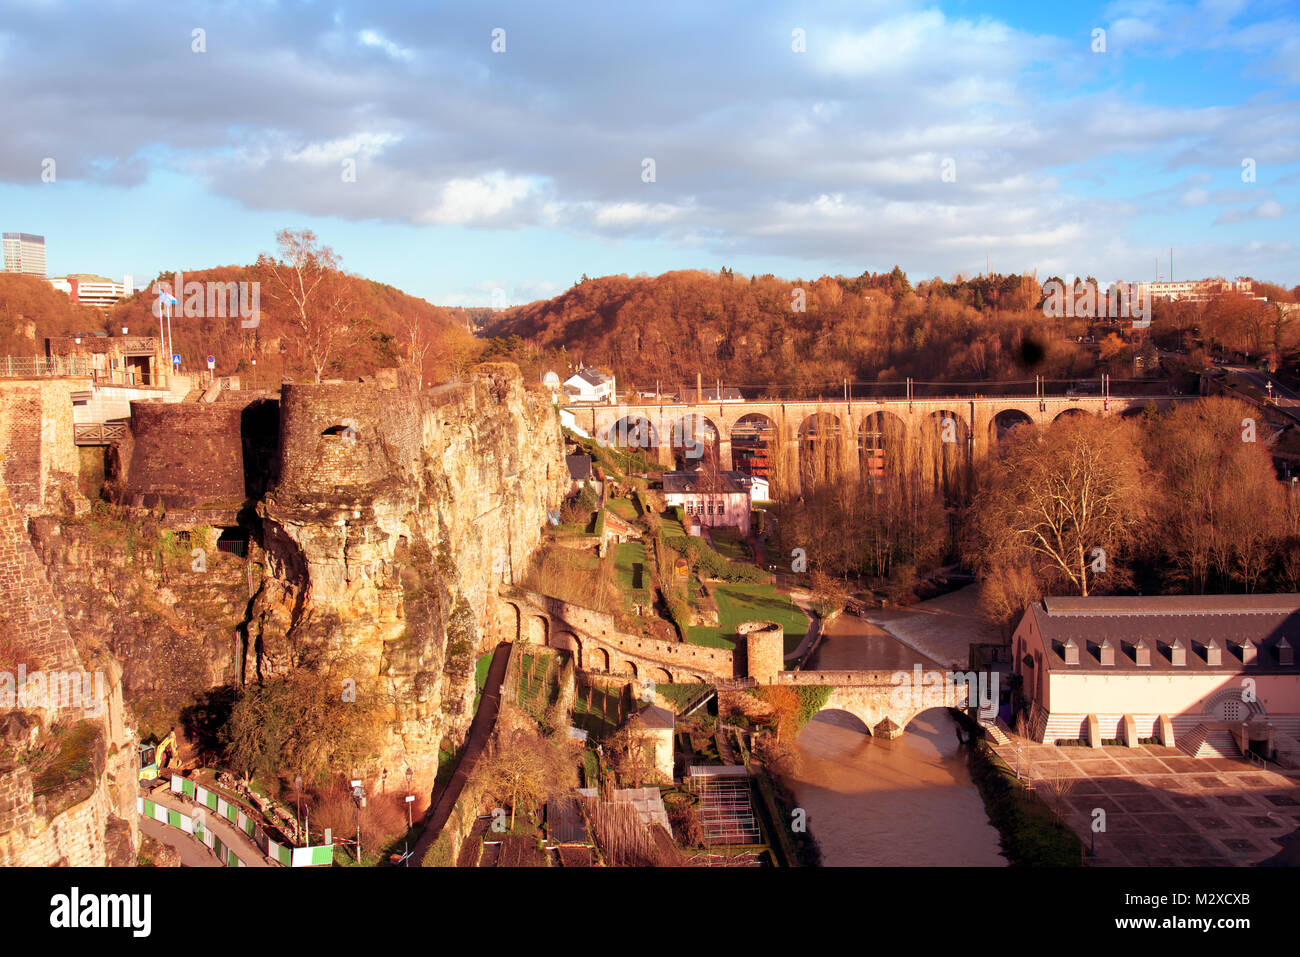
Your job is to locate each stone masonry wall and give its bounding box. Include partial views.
[120,396,279,510]
[0,378,87,517]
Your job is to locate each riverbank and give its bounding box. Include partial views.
[955,712,1085,866]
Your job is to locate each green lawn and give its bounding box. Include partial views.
[613,542,647,591]
[608,498,640,521]
[685,583,808,653]
[708,528,753,563]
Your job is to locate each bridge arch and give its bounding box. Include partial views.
[599,415,660,455]
[798,411,845,489]
[801,708,874,738]
[858,411,907,480]
[669,414,722,469]
[901,705,963,735]
[730,412,776,479]
[990,408,1034,447]
[1053,407,1092,423]
[920,409,971,501]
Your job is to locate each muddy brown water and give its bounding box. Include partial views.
[789,614,1006,866]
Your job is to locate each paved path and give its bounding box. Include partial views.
[139,816,219,867]
[144,787,270,866]
[990,737,1300,866]
[411,642,511,862]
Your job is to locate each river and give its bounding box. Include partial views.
[787,612,1006,866]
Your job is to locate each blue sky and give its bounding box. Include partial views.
[1,0,1296,305]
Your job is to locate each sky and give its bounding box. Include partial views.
[1,0,1297,306]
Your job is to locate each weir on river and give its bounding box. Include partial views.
[788,613,1007,866]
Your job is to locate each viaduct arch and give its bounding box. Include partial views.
[572,394,1183,495]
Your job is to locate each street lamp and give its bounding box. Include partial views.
[404,795,416,867]
[350,779,365,864]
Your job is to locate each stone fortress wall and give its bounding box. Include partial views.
[0,378,87,517]
[118,393,279,512]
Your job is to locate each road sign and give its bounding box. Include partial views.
[206,355,215,370]
[172,354,181,366]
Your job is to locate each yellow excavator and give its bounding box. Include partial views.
[137,730,178,783]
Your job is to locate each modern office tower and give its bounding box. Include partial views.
[2,232,47,276]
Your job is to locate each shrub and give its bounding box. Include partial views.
[664,535,764,583]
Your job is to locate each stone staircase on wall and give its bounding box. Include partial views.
[979,717,1012,745]
[1177,724,1241,759]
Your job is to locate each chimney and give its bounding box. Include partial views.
[1063,637,1079,665]
[1134,639,1151,667]
[1205,638,1222,666]
[1099,638,1115,667]
[1170,638,1186,666]
[1242,638,1257,665]
[1279,636,1295,667]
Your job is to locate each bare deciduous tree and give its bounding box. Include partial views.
[966,416,1149,596]
[257,229,354,383]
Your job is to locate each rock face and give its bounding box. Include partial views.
[250,364,565,790]
[0,481,138,866]
[28,518,250,730]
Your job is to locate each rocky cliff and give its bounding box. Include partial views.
[0,481,138,866]
[249,364,565,790]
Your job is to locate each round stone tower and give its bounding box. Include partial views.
[739,620,784,684]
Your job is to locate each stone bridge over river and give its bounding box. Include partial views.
[496,592,971,737]
[565,391,1183,493]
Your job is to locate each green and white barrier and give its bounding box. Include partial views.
[139,795,246,868]
[138,777,334,867]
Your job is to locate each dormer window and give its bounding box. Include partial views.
[1134,639,1151,667]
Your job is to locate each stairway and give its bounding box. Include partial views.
[1177,723,1241,759]
[980,718,1012,745]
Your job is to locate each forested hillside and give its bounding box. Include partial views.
[485,268,1099,395]
[0,257,482,385]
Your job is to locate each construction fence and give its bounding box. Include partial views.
[138,795,246,868]
[137,776,334,866]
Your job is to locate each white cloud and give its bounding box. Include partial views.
[419,173,542,227]
[358,29,412,61]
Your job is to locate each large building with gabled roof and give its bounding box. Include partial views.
[1011,594,1300,762]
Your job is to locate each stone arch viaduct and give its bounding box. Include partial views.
[568,393,1182,493]
[494,593,972,736]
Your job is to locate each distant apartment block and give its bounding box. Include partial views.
[2,232,46,276]
[48,273,134,308]
[1140,277,1260,302]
